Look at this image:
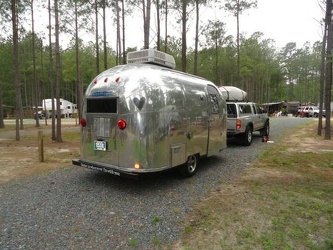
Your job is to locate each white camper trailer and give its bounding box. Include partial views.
[72,49,227,179]
[42,98,77,118]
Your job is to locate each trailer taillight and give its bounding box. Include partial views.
[236,119,241,129]
[80,118,87,127]
[117,119,127,130]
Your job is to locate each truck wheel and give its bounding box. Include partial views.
[179,154,198,177]
[260,121,270,136]
[241,126,253,146]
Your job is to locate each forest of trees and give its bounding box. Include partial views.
[0,0,331,140]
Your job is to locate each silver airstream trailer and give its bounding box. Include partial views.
[72,49,227,178]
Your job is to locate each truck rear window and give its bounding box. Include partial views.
[87,98,117,113]
[227,104,237,117]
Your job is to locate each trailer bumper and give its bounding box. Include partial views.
[72,159,139,179]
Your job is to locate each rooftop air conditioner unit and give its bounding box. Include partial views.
[127,49,176,69]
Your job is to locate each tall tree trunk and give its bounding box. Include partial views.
[48,0,56,140]
[164,0,168,52]
[181,0,187,72]
[324,0,332,140]
[215,36,219,84]
[95,0,100,74]
[156,0,160,50]
[0,86,4,128]
[54,0,62,142]
[318,23,327,136]
[116,0,120,65]
[75,1,82,121]
[122,0,126,64]
[194,0,199,75]
[31,0,40,128]
[236,0,241,88]
[11,0,21,140]
[102,0,107,70]
[143,0,151,49]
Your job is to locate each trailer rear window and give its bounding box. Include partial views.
[227,104,237,118]
[87,98,117,113]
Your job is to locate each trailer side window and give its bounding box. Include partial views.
[254,104,263,114]
[239,104,252,114]
[209,94,219,114]
[207,85,220,114]
[87,98,117,113]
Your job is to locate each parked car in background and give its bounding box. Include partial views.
[308,106,326,117]
[297,106,326,118]
[33,111,45,120]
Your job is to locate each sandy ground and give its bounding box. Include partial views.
[0,119,80,184]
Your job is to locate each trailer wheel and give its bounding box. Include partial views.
[240,125,253,146]
[179,154,198,177]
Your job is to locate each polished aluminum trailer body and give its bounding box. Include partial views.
[73,61,227,178]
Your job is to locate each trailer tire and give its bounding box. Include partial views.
[179,154,198,177]
[240,125,253,146]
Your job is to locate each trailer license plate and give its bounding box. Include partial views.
[94,141,107,151]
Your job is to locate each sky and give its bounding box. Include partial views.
[30,0,324,51]
[125,0,325,50]
[235,0,324,48]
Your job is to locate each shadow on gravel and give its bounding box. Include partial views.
[227,133,263,147]
[76,155,226,191]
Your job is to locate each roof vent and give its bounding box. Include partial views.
[127,49,176,69]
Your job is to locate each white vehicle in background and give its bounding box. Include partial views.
[42,98,77,118]
[298,106,326,118]
[307,106,326,117]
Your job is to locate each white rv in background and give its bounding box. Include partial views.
[42,98,77,118]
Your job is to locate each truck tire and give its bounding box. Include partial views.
[260,121,270,136]
[179,154,198,177]
[240,126,253,146]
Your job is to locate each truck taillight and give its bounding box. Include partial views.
[117,119,127,130]
[236,119,241,129]
[80,118,87,127]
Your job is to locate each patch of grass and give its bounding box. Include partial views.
[152,235,161,246]
[129,238,139,248]
[172,207,181,215]
[152,216,162,224]
[172,121,333,249]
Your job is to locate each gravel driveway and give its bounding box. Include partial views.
[0,117,313,249]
